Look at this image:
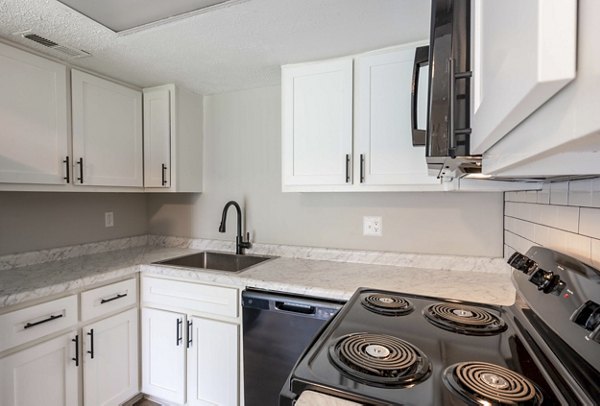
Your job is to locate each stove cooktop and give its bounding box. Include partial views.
[281,289,557,405]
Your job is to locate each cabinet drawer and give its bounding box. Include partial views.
[142,277,238,318]
[81,278,137,322]
[0,295,78,352]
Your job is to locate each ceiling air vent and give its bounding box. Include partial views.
[22,33,91,58]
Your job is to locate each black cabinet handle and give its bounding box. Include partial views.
[176,318,183,346]
[345,154,351,183]
[24,314,63,329]
[161,163,167,186]
[411,45,429,147]
[100,293,127,304]
[72,334,79,366]
[77,157,84,184]
[87,329,94,359]
[360,154,365,183]
[187,320,193,348]
[63,156,70,183]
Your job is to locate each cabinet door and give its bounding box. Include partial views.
[187,317,238,406]
[71,69,143,187]
[143,88,171,188]
[282,59,353,187]
[83,308,138,406]
[0,42,69,185]
[141,308,186,404]
[0,332,78,406]
[355,48,439,186]
[470,0,576,154]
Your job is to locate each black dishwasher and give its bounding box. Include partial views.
[242,289,343,406]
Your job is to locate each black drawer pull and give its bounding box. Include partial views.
[77,157,84,184]
[161,163,168,186]
[176,318,183,346]
[100,293,128,304]
[63,156,70,183]
[187,320,193,348]
[24,314,63,329]
[87,329,94,359]
[72,334,79,366]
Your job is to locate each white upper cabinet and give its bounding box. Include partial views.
[470,0,577,154]
[0,42,69,185]
[282,59,353,188]
[482,0,599,177]
[282,46,443,192]
[144,87,171,188]
[143,84,204,192]
[71,69,143,187]
[355,47,438,186]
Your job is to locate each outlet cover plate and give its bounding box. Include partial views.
[105,211,114,228]
[363,216,382,237]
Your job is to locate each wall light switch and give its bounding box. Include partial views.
[105,211,114,228]
[363,216,382,237]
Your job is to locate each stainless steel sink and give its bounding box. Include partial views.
[153,251,274,272]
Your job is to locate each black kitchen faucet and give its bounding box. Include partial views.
[219,200,252,255]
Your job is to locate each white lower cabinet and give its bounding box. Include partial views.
[0,279,139,406]
[141,308,187,404]
[83,308,139,406]
[141,277,240,406]
[187,317,239,406]
[0,332,79,406]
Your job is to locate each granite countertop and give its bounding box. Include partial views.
[0,245,516,310]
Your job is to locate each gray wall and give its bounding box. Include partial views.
[148,86,504,257]
[0,192,147,255]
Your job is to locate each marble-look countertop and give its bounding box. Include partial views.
[0,244,516,310]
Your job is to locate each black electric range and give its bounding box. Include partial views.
[280,247,600,405]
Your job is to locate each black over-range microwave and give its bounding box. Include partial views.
[411,0,481,178]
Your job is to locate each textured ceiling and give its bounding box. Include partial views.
[0,0,430,94]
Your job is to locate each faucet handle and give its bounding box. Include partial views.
[241,231,252,250]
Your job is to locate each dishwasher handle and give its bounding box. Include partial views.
[275,301,316,315]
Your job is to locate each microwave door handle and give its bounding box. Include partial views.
[411,45,429,147]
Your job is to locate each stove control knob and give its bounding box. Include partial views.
[528,268,564,294]
[507,252,537,274]
[571,300,600,343]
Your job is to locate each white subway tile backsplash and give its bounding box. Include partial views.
[580,208,600,239]
[524,191,538,203]
[504,179,600,265]
[593,178,600,208]
[592,239,600,267]
[505,231,537,254]
[565,232,592,260]
[550,182,569,205]
[569,179,594,207]
[536,183,550,204]
[505,192,518,202]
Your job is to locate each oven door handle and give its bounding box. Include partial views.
[275,301,316,315]
[411,45,429,147]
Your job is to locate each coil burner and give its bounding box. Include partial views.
[361,293,414,316]
[424,303,507,336]
[328,333,431,387]
[443,362,543,405]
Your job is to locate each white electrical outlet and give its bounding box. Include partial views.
[363,216,382,237]
[105,211,114,228]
